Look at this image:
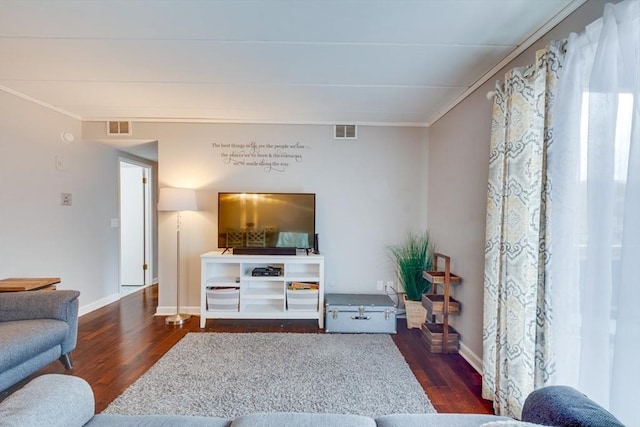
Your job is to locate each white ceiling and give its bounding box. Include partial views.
[1,0,584,128]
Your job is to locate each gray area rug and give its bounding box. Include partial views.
[103,333,435,418]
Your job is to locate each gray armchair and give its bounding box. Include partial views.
[0,290,80,391]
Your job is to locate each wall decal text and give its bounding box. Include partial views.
[211,141,310,173]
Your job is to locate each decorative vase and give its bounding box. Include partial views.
[403,294,426,329]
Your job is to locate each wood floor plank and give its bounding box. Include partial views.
[2,285,493,415]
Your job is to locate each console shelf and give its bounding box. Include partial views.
[200,251,324,328]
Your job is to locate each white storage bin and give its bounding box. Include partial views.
[207,288,240,311]
[287,289,318,311]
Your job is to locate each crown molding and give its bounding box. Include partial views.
[426,0,588,126]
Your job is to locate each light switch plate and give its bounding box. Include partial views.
[55,155,67,171]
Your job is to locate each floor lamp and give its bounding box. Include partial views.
[158,187,198,325]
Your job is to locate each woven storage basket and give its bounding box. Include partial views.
[403,294,426,329]
[286,288,319,311]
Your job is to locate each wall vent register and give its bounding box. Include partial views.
[107,121,132,135]
[334,124,357,139]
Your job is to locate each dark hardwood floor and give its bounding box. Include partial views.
[7,285,493,414]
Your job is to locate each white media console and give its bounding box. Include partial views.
[200,251,325,328]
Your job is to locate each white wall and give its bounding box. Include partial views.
[0,92,121,313]
[106,122,429,313]
[427,0,616,368]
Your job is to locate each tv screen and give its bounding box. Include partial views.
[218,192,316,249]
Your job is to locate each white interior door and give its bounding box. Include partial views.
[119,160,151,288]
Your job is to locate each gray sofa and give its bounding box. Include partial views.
[0,374,626,427]
[0,290,80,391]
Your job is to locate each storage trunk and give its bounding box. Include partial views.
[325,294,396,333]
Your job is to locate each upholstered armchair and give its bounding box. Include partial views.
[0,290,80,391]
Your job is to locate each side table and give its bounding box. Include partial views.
[0,277,61,292]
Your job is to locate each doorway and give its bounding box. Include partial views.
[119,158,153,294]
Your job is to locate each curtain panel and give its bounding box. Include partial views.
[482,40,565,418]
[548,1,639,425]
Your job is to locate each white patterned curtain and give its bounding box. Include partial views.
[483,40,565,418]
[548,1,639,425]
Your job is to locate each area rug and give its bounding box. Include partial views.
[103,333,435,418]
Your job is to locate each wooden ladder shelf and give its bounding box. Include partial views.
[421,253,461,353]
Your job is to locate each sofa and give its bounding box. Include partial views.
[0,374,626,427]
[0,290,80,391]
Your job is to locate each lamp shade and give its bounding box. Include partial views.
[157,187,198,212]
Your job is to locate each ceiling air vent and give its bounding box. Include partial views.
[334,124,357,140]
[107,121,132,136]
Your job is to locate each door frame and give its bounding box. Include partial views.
[118,157,154,293]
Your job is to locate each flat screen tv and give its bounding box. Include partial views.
[218,192,316,250]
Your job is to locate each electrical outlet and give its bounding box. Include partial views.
[376,280,384,290]
[61,193,72,206]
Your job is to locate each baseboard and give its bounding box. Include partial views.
[79,283,158,317]
[459,340,483,374]
[120,283,155,297]
[78,293,121,317]
[155,305,200,316]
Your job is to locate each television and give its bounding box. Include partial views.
[218,192,316,251]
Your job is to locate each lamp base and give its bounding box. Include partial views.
[165,313,191,325]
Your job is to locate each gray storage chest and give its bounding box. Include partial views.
[325,293,397,333]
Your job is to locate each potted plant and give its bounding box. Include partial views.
[389,231,435,329]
